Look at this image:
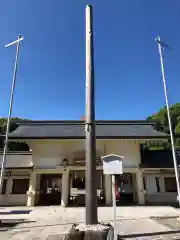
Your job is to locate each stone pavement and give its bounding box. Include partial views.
[0,206,180,239]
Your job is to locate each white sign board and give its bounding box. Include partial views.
[101,154,124,175]
[101,154,124,240]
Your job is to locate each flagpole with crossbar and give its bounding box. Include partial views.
[0,35,24,198]
[155,36,180,206]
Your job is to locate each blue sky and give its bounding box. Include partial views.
[0,0,180,120]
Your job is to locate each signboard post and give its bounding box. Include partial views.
[112,174,117,240]
[101,154,124,240]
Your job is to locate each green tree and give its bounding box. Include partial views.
[0,117,29,151]
[147,103,180,149]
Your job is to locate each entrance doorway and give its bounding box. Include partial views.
[115,173,134,205]
[38,174,62,205]
[69,170,105,206]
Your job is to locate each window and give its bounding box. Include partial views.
[165,177,176,192]
[2,179,7,194]
[12,179,29,194]
[155,177,161,192]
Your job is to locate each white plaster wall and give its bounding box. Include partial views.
[144,174,177,204]
[1,194,27,206]
[146,193,177,204]
[29,140,141,169]
[30,141,66,168]
[146,175,157,193]
[105,140,141,167]
[29,140,105,168]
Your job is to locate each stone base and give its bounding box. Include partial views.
[68,223,114,240]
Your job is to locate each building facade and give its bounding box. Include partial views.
[141,149,180,205]
[0,120,173,207]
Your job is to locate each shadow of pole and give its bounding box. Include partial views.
[118,229,180,239]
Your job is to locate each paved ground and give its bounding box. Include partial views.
[0,206,180,239]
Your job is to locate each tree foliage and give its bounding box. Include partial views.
[147,103,180,149]
[0,117,29,151]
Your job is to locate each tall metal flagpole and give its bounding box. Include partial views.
[85,5,98,224]
[0,35,24,196]
[155,36,180,206]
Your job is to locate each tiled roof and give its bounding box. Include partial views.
[7,120,169,140]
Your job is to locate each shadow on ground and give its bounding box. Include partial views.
[0,222,21,232]
[118,229,180,239]
[0,220,36,232]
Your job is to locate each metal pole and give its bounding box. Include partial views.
[0,35,22,195]
[85,5,98,224]
[112,175,117,240]
[156,36,180,206]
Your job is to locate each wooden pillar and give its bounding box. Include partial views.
[27,171,36,207]
[104,174,112,205]
[61,169,69,207]
[136,169,145,204]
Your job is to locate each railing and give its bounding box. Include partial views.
[0,151,32,155]
[0,152,33,168]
